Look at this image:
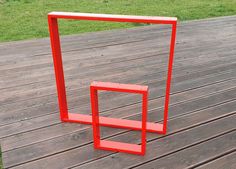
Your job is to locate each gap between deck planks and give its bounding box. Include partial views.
[193,150,236,169]
[131,130,236,169]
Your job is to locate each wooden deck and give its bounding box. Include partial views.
[0,15,236,169]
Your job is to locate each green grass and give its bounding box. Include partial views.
[0,0,236,42]
[0,148,2,169]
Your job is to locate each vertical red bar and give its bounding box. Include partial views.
[141,92,148,155]
[163,22,177,134]
[48,16,69,121]
[90,87,101,148]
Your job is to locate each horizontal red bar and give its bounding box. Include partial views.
[99,140,142,155]
[91,81,148,94]
[48,12,177,24]
[67,113,164,134]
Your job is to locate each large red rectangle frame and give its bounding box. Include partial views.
[48,12,177,134]
[90,81,148,155]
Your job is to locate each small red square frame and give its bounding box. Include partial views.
[90,81,148,155]
[48,12,177,134]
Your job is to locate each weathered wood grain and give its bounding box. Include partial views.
[1,60,235,127]
[132,130,236,169]
[1,77,235,140]
[193,151,236,169]
[10,113,236,169]
[2,84,236,151]
[0,15,235,60]
[2,91,236,167]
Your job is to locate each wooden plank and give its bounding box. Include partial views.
[1,54,235,120]
[73,120,236,169]
[1,38,235,90]
[1,50,236,109]
[0,15,235,61]
[1,24,235,79]
[0,48,235,112]
[2,85,236,150]
[1,59,235,129]
[0,37,169,73]
[3,15,236,51]
[0,27,171,67]
[132,132,236,169]
[1,31,234,94]
[1,45,236,109]
[2,64,235,113]
[1,77,235,139]
[1,31,234,93]
[1,22,235,72]
[1,60,236,127]
[1,22,234,92]
[193,151,236,169]
[0,30,234,74]
[1,16,235,79]
[2,92,236,167]
[7,112,236,169]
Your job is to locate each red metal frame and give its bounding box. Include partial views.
[48,12,177,134]
[90,81,148,155]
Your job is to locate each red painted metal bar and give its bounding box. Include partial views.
[141,91,148,154]
[91,81,148,94]
[48,12,177,134]
[48,16,69,121]
[90,81,148,155]
[48,12,177,24]
[163,23,177,134]
[90,85,100,148]
[66,113,164,133]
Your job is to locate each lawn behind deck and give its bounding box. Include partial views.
[0,0,236,42]
[0,151,2,169]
